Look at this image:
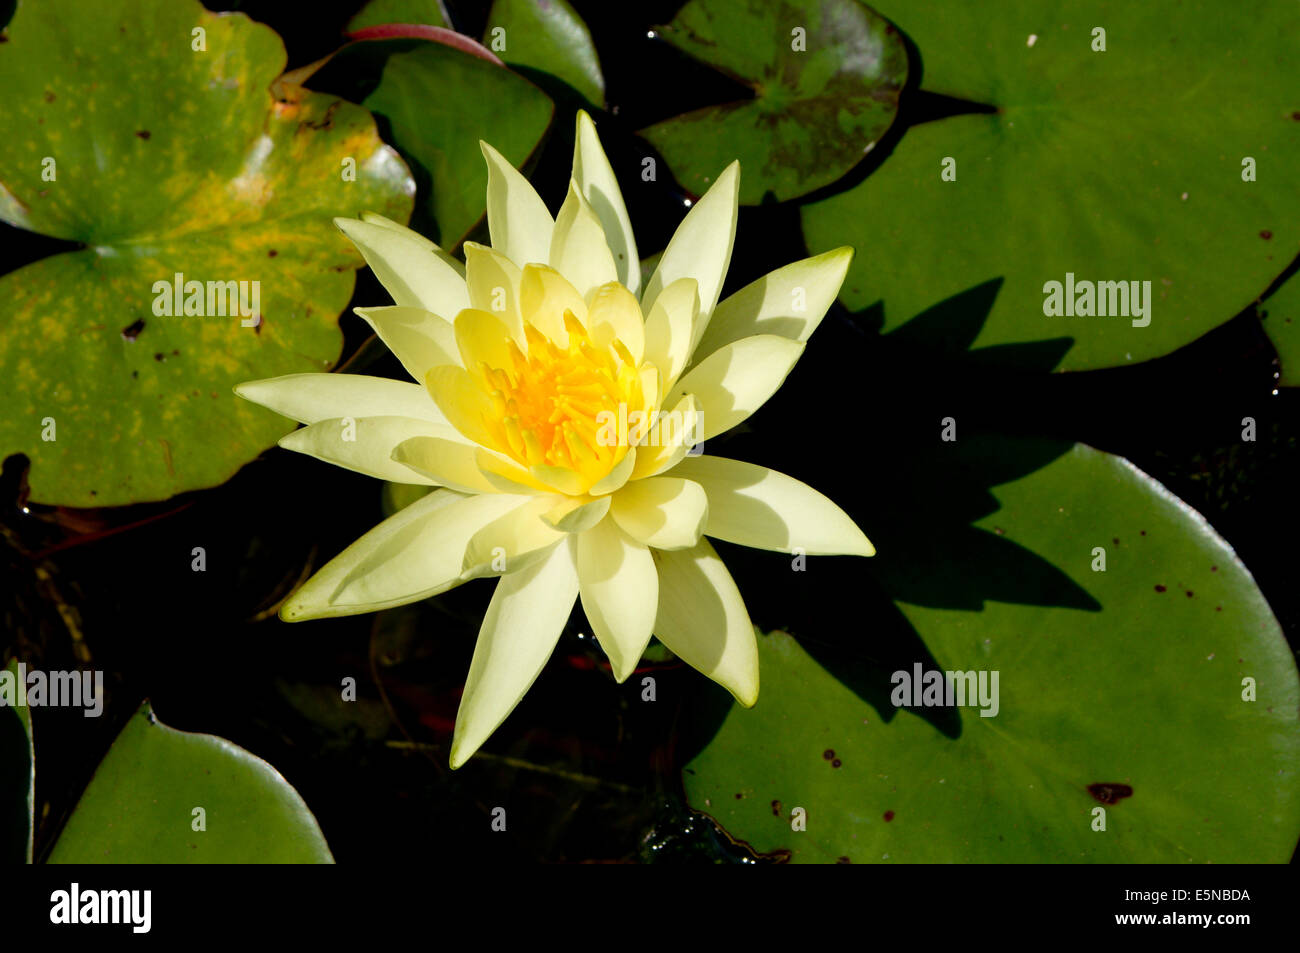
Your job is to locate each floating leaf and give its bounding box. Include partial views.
[685,443,1300,862]
[315,38,553,248]
[639,0,906,203]
[485,0,605,107]
[347,0,451,33]
[0,0,414,506]
[802,0,1300,370]
[48,702,333,863]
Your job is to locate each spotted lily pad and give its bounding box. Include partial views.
[685,443,1300,862]
[639,0,907,203]
[0,0,414,506]
[48,702,333,863]
[802,0,1300,371]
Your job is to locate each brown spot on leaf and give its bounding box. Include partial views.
[836,856,851,864]
[120,318,145,341]
[43,91,55,103]
[1260,230,1273,240]
[832,758,842,768]
[1186,590,1194,598]
[1088,782,1133,804]
[883,810,895,822]
[1154,584,1166,593]
[823,749,835,760]
[268,249,278,257]
[771,800,782,817]
[135,130,151,140]
[153,353,164,361]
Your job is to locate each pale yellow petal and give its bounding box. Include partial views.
[692,247,853,365]
[334,217,469,317]
[666,335,803,441]
[424,364,506,452]
[573,110,639,293]
[643,277,699,390]
[450,539,579,768]
[463,242,525,346]
[587,281,644,364]
[668,455,874,556]
[652,539,758,706]
[576,519,656,682]
[542,495,612,533]
[354,305,461,383]
[281,490,521,621]
[519,263,587,345]
[641,161,738,333]
[461,495,570,577]
[610,476,707,550]
[629,393,701,480]
[481,140,555,268]
[550,179,618,297]
[235,373,445,425]
[280,416,446,485]
[391,434,501,494]
[359,211,466,276]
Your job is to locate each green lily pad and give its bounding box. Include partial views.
[802,0,1300,371]
[485,0,605,107]
[1261,267,1300,387]
[0,0,414,507]
[316,38,552,248]
[684,443,1300,862]
[347,0,451,33]
[0,659,34,864]
[48,702,332,863]
[639,0,907,203]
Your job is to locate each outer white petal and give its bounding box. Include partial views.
[481,140,555,269]
[572,110,639,293]
[550,180,619,298]
[463,242,525,347]
[280,416,447,485]
[652,539,758,707]
[667,455,874,556]
[359,211,467,277]
[334,217,469,317]
[643,277,699,390]
[354,306,461,382]
[692,246,853,365]
[666,335,803,441]
[576,519,656,682]
[450,540,579,768]
[235,373,446,425]
[461,495,570,577]
[280,490,522,621]
[641,161,739,336]
[392,435,501,494]
[610,476,708,550]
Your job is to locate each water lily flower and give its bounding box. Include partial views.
[236,111,873,767]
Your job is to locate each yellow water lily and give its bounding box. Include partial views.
[235,111,872,768]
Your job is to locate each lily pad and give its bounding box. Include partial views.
[0,659,34,864]
[485,0,605,107]
[346,0,451,33]
[802,0,1300,371]
[313,38,552,248]
[0,0,414,507]
[684,443,1300,862]
[48,702,333,863]
[639,0,907,203]
[1261,266,1300,387]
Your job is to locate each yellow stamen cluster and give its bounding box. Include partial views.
[482,311,643,483]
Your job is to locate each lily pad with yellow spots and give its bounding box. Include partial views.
[0,0,414,506]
